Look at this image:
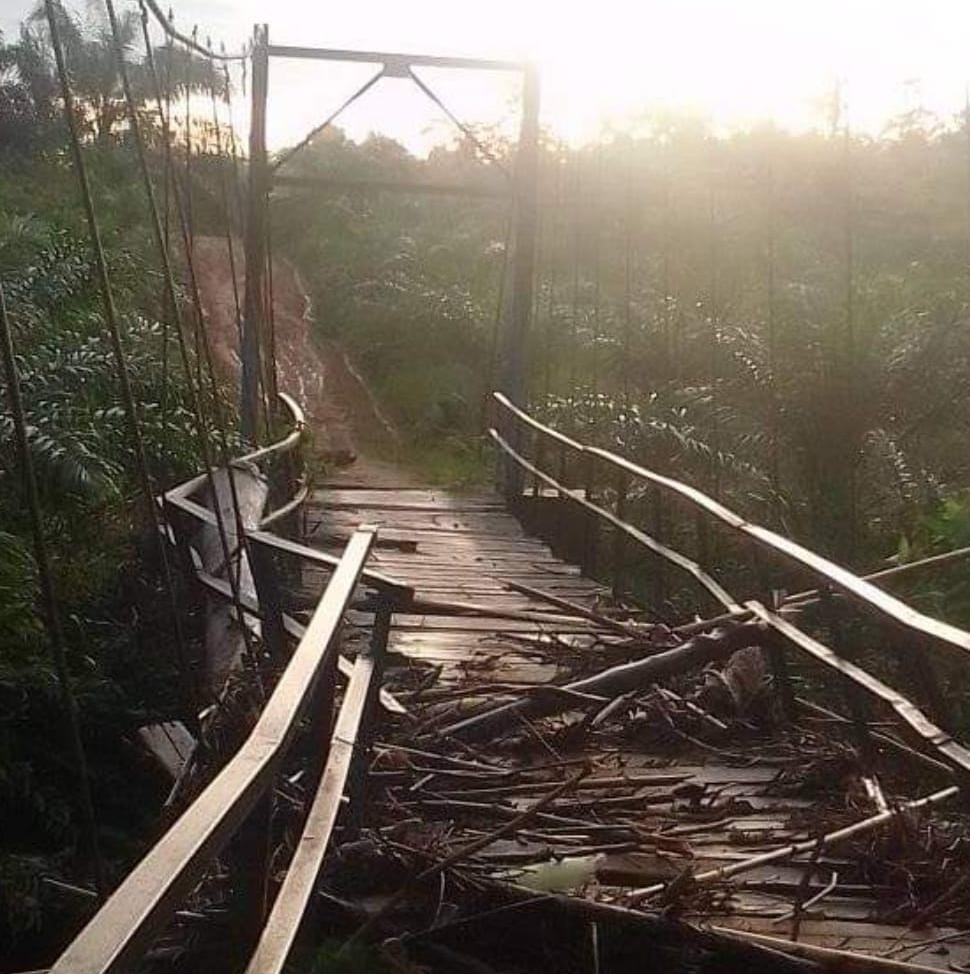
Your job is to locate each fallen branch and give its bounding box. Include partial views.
[440,622,762,740]
[348,766,590,944]
[627,784,959,905]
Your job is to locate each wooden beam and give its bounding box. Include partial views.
[442,621,758,740]
[190,566,406,715]
[244,621,387,974]
[164,489,411,602]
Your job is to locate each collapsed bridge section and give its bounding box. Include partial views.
[48,395,970,973]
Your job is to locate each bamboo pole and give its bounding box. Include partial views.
[628,785,958,905]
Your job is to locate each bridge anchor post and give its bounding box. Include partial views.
[498,62,540,496]
[241,23,270,445]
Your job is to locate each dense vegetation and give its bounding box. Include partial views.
[0,6,228,960]
[272,107,970,588]
[273,131,510,481]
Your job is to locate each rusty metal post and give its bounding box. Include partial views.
[241,24,269,444]
[752,553,795,722]
[695,510,711,577]
[650,486,667,610]
[581,451,598,576]
[765,602,797,722]
[532,428,544,498]
[893,635,953,731]
[612,470,629,600]
[305,641,338,797]
[819,589,880,774]
[500,63,540,496]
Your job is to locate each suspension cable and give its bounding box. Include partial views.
[540,152,560,404]
[174,30,252,476]
[206,48,244,347]
[590,144,603,397]
[0,281,106,898]
[272,68,385,174]
[407,67,510,177]
[660,133,673,378]
[129,0,263,679]
[43,0,199,724]
[569,155,581,388]
[182,30,202,392]
[222,57,248,224]
[134,1,261,673]
[765,134,780,506]
[483,202,514,430]
[622,140,633,406]
[263,199,280,427]
[707,135,722,502]
[158,14,173,434]
[145,15,245,460]
[140,0,246,60]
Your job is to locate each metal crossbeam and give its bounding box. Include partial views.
[267,44,525,73]
[273,172,509,198]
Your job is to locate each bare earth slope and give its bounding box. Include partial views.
[191,236,409,485]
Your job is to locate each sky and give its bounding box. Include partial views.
[3,0,970,152]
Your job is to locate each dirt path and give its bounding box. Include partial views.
[191,236,414,486]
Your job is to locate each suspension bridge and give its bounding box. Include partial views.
[5,4,970,973]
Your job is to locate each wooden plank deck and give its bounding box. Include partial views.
[305,475,970,971]
[303,482,607,685]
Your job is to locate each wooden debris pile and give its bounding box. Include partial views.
[316,587,970,972]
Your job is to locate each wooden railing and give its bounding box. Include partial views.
[491,391,970,781]
[52,529,396,974]
[49,396,413,974]
[163,392,412,655]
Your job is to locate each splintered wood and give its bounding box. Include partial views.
[306,478,970,972]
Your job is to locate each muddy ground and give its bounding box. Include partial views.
[191,236,412,486]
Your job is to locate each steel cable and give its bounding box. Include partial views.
[140,0,246,61]
[124,0,263,682]
[271,68,385,174]
[44,0,200,724]
[206,48,244,347]
[407,67,510,177]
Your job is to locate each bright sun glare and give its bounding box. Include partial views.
[4,0,968,149]
[252,0,970,152]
